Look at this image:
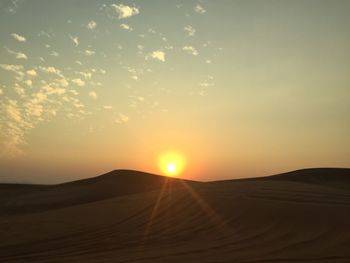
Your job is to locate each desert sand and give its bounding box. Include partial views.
[0,168,349,262]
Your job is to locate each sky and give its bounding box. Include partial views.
[0,0,349,184]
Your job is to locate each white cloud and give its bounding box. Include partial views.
[84,49,95,56]
[0,98,30,157]
[87,20,97,30]
[148,50,166,62]
[184,25,196,36]
[111,4,139,19]
[199,82,214,87]
[0,64,23,72]
[127,67,137,74]
[205,59,212,64]
[78,71,92,80]
[50,51,59,57]
[120,23,133,31]
[194,4,206,14]
[55,78,69,87]
[11,33,26,42]
[15,52,27,59]
[24,80,32,87]
[69,35,79,46]
[71,78,85,87]
[37,30,54,38]
[0,89,3,95]
[42,85,66,95]
[14,84,25,96]
[115,113,129,123]
[89,91,97,99]
[199,75,215,89]
[24,92,47,117]
[26,69,37,77]
[103,105,113,109]
[182,46,199,56]
[6,48,28,60]
[148,28,156,34]
[39,66,62,76]
[165,44,174,50]
[0,64,24,79]
[6,99,22,122]
[70,90,79,96]
[126,67,139,80]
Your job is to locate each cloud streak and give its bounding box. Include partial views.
[182,46,199,56]
[11,33,26,42]
[184,25,196,36]
[194,4,206,14]
[111,4,139,19]
[148,51,166,62]
[87,20,97,30]
[120,23,133,31]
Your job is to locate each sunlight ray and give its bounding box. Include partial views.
[180,180,229,231]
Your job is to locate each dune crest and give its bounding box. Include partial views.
[0,168,349,262]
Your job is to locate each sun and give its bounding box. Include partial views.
[158,151,186,177]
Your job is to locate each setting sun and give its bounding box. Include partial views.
[158,151,186,177]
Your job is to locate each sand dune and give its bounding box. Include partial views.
[0,168,349,262]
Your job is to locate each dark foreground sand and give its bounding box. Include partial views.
[0,168,349,262]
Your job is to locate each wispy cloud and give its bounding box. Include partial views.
[148,50,166,62]
[50,51,59,57]
[87,20,97,30]
[69,35,79,46]
[26,69,37,77]
[55,78,69,87]
[184,25,196,36]
[7,0,21,14]
[11,33,26,42]
[0,64,25,80]
[78,71,92,80]
[0,98,30,157]
[194,4,206,14]
[84,49,95,56]
[71,78,85,87]
[39,66,62,76]
[5,99,22,122]
[182,46,199,56]
[24,80,32,87]
[14,83,25,96]
[115,112,129,123]
[120,23,133,31]
[111,4,139,19]
[89,91,97,99]
[0,64,23,72]
[5,47,28,60]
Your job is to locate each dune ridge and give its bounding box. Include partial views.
[0,168,349,262]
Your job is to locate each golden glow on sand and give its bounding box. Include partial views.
[158,151,186,177]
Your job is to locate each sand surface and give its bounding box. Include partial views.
[0,168,349,262]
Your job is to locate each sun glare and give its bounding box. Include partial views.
[158,151,186,177]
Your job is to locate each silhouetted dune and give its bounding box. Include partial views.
[266,168,350,189]
[0,170,198,214]
[213,168,350,189]
[0,168,349,262]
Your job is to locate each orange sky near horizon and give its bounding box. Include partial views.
[0,0,349,183]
